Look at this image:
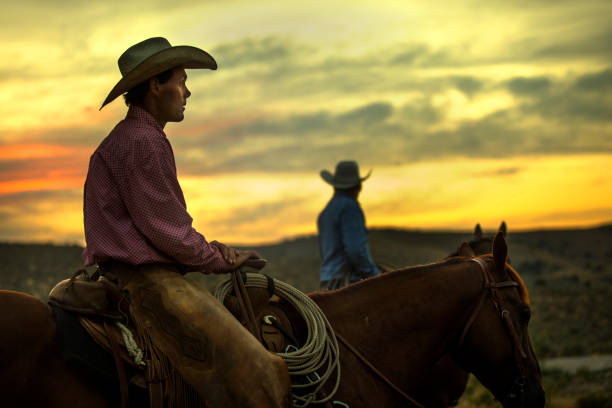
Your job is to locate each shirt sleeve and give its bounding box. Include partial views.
[339,202,380,279]
[118,137,228,273]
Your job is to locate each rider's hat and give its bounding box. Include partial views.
[100,37,217,109]
[320,160,372,189]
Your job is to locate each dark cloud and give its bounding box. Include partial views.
[212,37,313,69]
[573,68,612,92]
[390,44,429,65]
[172,64,612,175]
[337,102,393,126]
[452,76,484,98]
[518,68,612,122]
[400,99,442,124]
[506,77,552,96]
[530,29,612,61]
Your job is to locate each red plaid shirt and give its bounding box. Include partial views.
[82,106,226,273]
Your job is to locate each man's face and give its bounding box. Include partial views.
[157,67,191,123]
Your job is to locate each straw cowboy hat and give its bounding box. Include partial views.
[100,37,217,109]
[320,160,372,189]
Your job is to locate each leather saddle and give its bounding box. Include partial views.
[48,267,307,408]
[222,272,307,353]
[48,270,160,408]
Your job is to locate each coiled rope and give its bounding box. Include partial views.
[214,273,341,407]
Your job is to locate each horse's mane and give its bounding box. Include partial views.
[312,257,467,299]
[313,256,530,306]
[390,257,466,275]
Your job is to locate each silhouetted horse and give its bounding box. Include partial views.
[310,232,543,408]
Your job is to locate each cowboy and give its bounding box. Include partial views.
[317,160,380,291]
[84,37,290,407]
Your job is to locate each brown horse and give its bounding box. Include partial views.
[447,221,508,259]
[310,232,544,408]
[359,221,510,407]
[0,291,113,407]
[0,290,291,407]
[1,231,540,407]
[406,221,510,406]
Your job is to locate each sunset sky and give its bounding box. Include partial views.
[0,0,611,245]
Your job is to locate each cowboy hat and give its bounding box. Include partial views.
[320,160,372,189]
[100,37,217,110]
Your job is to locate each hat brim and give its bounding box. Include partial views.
[100,45,217,110]
[320,169,371,189]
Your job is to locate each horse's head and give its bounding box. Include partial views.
[455,232,544,408]
[450,221,510,263]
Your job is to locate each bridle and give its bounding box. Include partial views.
[335,257,534,408]
[458,256,532,407]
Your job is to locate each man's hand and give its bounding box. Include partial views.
[211,240,240,265]
[211,241,263,270]
[235,250,264,268]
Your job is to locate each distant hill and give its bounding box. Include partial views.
[1,224,611,358]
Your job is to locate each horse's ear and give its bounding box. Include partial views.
[499,221,507,237]
[458,242,476,257]
[474,223,483,240]
[493,231,508,271]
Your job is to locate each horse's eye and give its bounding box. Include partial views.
[520,308,531,322]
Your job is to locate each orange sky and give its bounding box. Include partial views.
[0,0,611,245]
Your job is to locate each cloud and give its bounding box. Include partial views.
[337,102,393,126]
[505,77,552,96]
[452,76,484,98]
[530,29,612,61]
[574,68,612,92]
[212,36,314,69]
[517,68,612,122]
[0,189,84,243]
[169,64,612,176]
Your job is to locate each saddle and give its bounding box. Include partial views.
[48,269,129,319]
[48,266,308,408]
[222,277,305,352]
[48,270,162,408]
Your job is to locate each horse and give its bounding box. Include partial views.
[360,221,510,407]
[309,231,544,408]
[0,230,541,407]
[408,221,511,406]
[0,290,292,407]
[447,221,508,259]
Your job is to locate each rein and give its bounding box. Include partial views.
[335,256,528,408]
[334,331,426,408]
[460,257,530,406]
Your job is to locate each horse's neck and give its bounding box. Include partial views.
[313,259,483,370]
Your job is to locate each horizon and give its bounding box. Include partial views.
[1,1,611,245]
[2,219,610,248]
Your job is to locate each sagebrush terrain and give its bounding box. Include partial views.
[1,224,611,407]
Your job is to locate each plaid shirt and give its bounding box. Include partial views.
[82,106,226,273]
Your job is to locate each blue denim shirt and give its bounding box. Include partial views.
[317,192,380,283]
